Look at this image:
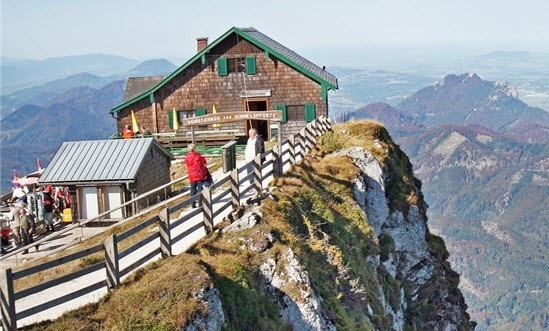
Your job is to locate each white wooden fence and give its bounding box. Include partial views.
[0,116,331,330]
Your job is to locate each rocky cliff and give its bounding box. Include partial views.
[36,120,474,331]
[178,120,475,331]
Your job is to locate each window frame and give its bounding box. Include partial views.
[286,105,306,121]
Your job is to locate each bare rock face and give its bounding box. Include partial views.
[183,284,225,331]
[341,147,475,331]
[184,145,473,331]
[259,248,336,331]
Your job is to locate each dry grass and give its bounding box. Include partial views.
[21,120,423,330]
[12,157,226,292]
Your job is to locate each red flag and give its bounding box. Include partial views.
[37,158,43,171]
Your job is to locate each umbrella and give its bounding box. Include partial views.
[172,108,179,131]
[131,110,139,133]
[13,176,39,186]
[26,169,44,177]
[212,105,220,130]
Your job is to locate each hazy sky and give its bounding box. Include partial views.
[3,0,549,64]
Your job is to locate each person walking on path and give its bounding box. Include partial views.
[245,128,265,184]
[184,144,209,207]
[8,203,22,246]
[19,207,38,254]
[43,185,55,231]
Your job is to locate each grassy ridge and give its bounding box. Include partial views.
[24,120,451,331]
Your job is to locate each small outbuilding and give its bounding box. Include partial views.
[39,138,174,222]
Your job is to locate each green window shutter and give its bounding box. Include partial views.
[305,104,316,122]
[276,104,287,123]
[196,108,207,116]
[168,109,174,129]
[321,83,328,101]
[218,58,228,76]
[246,56,256,75]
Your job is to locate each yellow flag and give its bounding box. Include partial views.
[172,108,179,131]
[131,111,139,133]
[212,105,220,129]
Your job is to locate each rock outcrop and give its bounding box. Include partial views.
[183,140,475,330]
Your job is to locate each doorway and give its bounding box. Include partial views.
[81,187,99,219]
[244,99,270,140]
[103,186,124,219]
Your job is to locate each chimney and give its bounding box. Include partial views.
[197,37,208,52]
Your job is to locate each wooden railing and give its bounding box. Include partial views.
[0,116,331,330]
[153,129,246,148]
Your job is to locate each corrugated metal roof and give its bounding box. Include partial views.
[239,27,338,89]
[39,138,173,185]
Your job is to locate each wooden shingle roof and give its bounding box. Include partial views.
[39,138,173,186]
[110,26,338,114]
[124,76,166,101]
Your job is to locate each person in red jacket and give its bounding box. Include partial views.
[184,143,208,207]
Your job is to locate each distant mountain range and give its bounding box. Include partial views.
[0,55,177,191]
[1,52,548,330]
[1,54,140,94]
[351,73,549,331]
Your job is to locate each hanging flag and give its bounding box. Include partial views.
[37,158,42,171]
[172,108,179,131]
[212,105,220,130]
[131,111,139,133]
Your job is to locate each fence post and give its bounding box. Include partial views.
[272,144,281,177]
[322,116,330,133]
[158,208,172,257]
[202,187,213,232]
[0,268,16,331]
[230,169,240,209]
[254,154,263,192]
[289,135,296,167]
[104,234,120,290]
[311,119,320,139]
[305,125,314,152]
[297,129,306,162]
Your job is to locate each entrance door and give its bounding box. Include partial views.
[103,186,123,219]
[244,100,270,140]
[81,187,99,219]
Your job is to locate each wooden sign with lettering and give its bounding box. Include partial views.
[181,111,283,126]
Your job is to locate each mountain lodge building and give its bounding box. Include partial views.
[109,27,338,143]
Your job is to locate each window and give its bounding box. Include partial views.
[277,104,316,122]
[169,109,195,128]
[228,58,246,73]
[218,56,256,76]
[287,105,306,121]
[178,110,195,119]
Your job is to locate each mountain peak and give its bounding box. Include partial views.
[397,73,549,131]
[435,72,482,88]
[127,58,177,76]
